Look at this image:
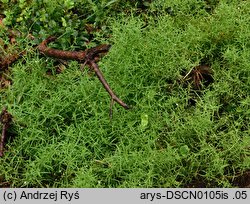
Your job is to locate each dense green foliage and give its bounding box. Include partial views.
[0,0,152,47]
[0,0,249,187]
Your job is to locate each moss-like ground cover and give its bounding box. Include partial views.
[0,0,249,187]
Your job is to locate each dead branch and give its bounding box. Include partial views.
[0,52,24,70]
[38,36,87,61]
[38,36,129,113]
[0,107,12,157]
[38,36,110,62]
[0,19,23,71]
[88,60,129,116]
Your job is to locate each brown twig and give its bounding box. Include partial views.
[0,14,23,71]
[38,36,129,113]
[0,37,23,71]
[0,107,12,157]
[0,52,25,71]
[88,60,129,116]
[38,36,87,61]
[38,36,111,62]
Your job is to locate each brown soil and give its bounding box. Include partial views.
[232,170,250,188]
[186,170,250,188]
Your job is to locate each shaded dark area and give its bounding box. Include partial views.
[185,170,250,188]
[0,107,13,157]
[0,178,11,188]
[0,34,21,67]
[204,0,220,13]
[179,64,214,107]
[0,17,25,91]
[0,71,12,89]
[231,170,250,188]
[183,65,214,90]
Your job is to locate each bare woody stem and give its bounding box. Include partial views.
[38,36,111,61]
[38,36,129,112]
[0,107,12,157]
[0,123,8,157]
[38,36,87,61]
[89,60,129,110]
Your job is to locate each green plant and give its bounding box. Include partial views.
[0,0,249,188]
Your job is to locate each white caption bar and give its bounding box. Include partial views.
[0,188,249,204]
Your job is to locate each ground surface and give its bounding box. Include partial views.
[0,0,249,187]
